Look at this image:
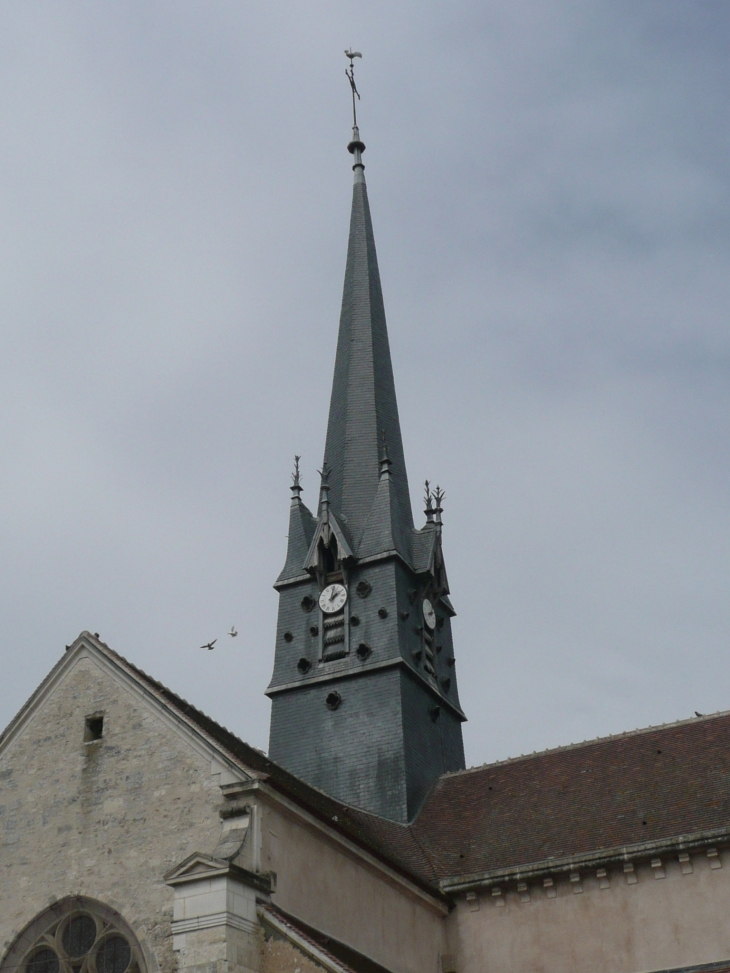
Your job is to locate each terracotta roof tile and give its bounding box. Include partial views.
[411,714,730,880]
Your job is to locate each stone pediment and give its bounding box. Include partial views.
[165,851,274,894]
[164,852,233,884]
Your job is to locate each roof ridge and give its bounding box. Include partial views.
[94,636,269,761]
[439,709,730,779]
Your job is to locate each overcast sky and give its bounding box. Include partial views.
[1,1,729,769]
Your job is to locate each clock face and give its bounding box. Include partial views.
[423,598,437,630]
[319,583,348,614]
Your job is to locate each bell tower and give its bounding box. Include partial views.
[266,61,466,822]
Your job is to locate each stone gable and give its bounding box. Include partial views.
[0,643,232,973]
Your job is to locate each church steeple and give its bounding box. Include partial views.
[267,59,465,822]
[322,124,414,551]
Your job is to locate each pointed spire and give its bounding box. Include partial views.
[277,457,316,584]
[322,93,414,551]
[359,442,410,564]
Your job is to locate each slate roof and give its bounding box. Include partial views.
[277,494,317,584]
[357,464,411,564]
[323,173,414,552]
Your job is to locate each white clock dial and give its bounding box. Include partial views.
[423,598,436,630]
[319,583,348,614]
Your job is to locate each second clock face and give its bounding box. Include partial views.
[423,598,437,630]
[320,583,348,614]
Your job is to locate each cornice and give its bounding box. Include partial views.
[438,826,730,894]
[265,656,466,721]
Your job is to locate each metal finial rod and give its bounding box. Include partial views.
[433,485,445,527]
[424,480,435,523]
[345,49,362,127]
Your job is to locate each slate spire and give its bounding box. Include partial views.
[268,87,466,823]
[322,126,414,550]
[358,431,410,563]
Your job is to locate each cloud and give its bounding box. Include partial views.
[0,1,728,765]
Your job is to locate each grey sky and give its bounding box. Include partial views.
[1,1,729,767]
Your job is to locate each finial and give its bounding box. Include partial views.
[379,429,393,479]
[318,461,332,526]
[345,50,362,126]
[424,480,435,523]
[433,485,445,528]
[290,455,303,501]
[345,50,366,180]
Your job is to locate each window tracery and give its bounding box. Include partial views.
[1,900,145,973]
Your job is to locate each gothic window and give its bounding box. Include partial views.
[1,899,147,973]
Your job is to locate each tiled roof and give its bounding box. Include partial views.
[411,714,730,882]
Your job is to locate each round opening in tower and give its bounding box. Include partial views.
[325,691,342,711]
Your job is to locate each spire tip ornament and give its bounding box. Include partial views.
[345,50,366,178]
[345,50,362,126]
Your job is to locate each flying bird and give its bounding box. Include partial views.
[229,626,238,637]
[201,639,217,651]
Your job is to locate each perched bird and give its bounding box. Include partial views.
[695,711,704,718]
[201,639,217,651]
[229,626,238,637]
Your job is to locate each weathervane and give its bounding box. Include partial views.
[345,49,362,127]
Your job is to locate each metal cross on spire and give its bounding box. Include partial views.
[345,49,362,127]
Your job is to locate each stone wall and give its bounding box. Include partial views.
[262,802,446,973]
[0,641,449,973]
[261,939,325,973]
[447,849,730,973]
[0,648,227,973]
